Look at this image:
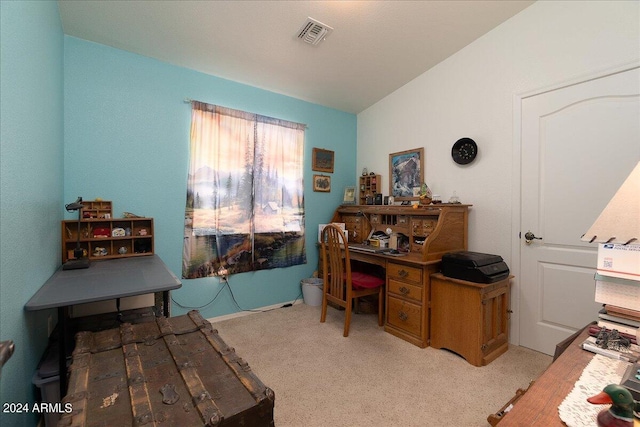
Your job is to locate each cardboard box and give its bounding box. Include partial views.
[597,243,640,281]
[594,273,640,311]
[368,238,388,248]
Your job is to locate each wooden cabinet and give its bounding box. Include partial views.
[358,174,381,205]
[430,273,511,366]
[61,217,154,263]
[80,200,113,219]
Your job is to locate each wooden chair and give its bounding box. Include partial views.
[320,224,385,337]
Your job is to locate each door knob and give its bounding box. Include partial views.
[524,231,542,245]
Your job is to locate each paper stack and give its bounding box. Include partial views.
[596,305,639,344]
[592,243,640,343]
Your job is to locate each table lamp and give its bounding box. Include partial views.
[581,161,640,401]
[62,196,91,270]
[581,161,639,245]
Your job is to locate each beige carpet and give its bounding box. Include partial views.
[210,303,552,427]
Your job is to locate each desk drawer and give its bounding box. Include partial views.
[387,263,422,285]
[388,279,422,303]
[387,296,422,336]
[342,216,365,243]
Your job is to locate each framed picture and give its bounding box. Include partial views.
[389,147,424,201]
[312,148,334,173]
[313,174,331,192]
[342,186,356,204]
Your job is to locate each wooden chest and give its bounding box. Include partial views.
[59,310,274,426]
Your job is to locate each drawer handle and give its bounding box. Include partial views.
[398,311,408,321]
[399,286,410,295]
[398,269,408,278]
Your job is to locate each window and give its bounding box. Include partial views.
[182,102,306,279]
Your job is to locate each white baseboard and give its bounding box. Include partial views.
[207,299,303,324]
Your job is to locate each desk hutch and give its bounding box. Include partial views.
[330,204,471,348]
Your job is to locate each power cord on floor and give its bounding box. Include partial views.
[224,277,303,312]
[171,277,228,310]
[171,275,303,313]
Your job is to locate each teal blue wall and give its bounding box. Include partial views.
[0,1,64,426]
[63,37,357,319]
[0,4,355,424]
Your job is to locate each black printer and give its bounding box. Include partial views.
[441,251,510,283]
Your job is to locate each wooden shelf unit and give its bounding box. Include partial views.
[80,200,113,219]
[358,174,381,205]
[61,217,154,263]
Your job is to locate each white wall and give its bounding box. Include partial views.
[357,0,639,343]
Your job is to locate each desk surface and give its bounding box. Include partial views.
[347,248,439,267]
[24,255,181,311]
[498,327,594,426]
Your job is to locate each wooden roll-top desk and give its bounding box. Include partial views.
[329,204,471,348]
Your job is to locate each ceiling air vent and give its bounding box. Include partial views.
[297,17,333,46]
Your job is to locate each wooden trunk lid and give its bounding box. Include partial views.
[59,310,274,426]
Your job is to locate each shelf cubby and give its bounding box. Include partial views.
[61,217,154,263]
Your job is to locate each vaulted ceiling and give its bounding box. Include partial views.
[58,1,534,114]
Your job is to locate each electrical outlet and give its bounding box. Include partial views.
[217,268,228,283]
[47,315,53,337]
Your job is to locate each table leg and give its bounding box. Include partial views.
[58,306,69,396]
[163,291,170,317]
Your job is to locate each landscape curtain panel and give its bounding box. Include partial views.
[183,101,306,279]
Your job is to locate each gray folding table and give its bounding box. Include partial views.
[25,254,182,394]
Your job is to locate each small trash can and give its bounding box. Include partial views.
[301,278,323,306]
[32,342,61,427]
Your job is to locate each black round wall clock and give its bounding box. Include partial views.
[451,137,478,165]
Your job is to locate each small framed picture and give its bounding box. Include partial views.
[313,174,331,192]
[342,186,356,204]
[312,148,335,173]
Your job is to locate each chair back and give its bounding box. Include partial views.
[320,224,384,336]
[321,224,352,303]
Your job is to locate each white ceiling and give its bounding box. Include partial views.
[58,0,534,114]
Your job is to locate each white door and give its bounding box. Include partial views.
[519,66,640,355]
